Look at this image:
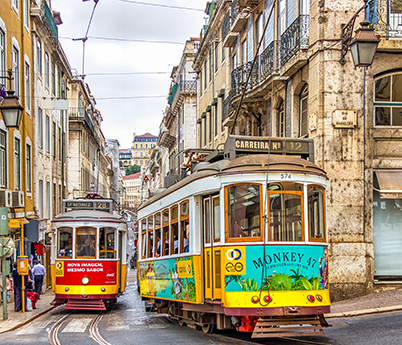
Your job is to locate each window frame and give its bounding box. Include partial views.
[225,183,263,243]
[307,184,327,243]
[75,226,97,259]
[0,130,7,188]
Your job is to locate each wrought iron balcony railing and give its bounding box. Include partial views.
[222,10,231,41]
[231,0,239,24]
[280,15,309,66]
[179,80,197,93]
[223,89,235,122]
[260,40,279,79]
[367,0,402,39]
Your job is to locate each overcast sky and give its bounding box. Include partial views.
[51,0,207,149]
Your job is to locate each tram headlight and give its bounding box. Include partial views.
[82,276,90,285]
[251,296,260,304]
[307,295,315,303]
[101,287,106,292]
[65,287,69,292]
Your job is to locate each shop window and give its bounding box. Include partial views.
[375,73,402,126]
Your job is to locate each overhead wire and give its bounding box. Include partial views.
[116,0,204,12]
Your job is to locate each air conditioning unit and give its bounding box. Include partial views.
[0,189,13,208]
[12,191,24,208]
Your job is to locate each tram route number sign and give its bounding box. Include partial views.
[64,200,111,212]
[55,261,64,277]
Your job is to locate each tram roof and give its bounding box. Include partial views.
[139,154,327,210]
[53,209,125,222]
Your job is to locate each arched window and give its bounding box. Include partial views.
[277,100,285,137]
[299,84,308,137]
[375,72,402,126]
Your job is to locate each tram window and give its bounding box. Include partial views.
[160,209,169,256]
[76,227,96,258]
[308,186,326,241]
[99,227,116,259]
[154,213,161,257]
[147,216,153,258]
[226,184,262,241]
[213,196,220,242]
[171,206,179,254]
[57,227,73,258]
[141,219,147,259]
[180,201,189,253]
[268,191,303,242]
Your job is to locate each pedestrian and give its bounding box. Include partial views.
[26,258,34,291]
[32,259,46,296]
[12,261,28,312]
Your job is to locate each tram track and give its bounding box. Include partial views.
[49,310,110,345]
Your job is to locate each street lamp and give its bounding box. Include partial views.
[349,21,380,68]
[0,70,23,129]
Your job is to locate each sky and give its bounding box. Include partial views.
[51,0,208,149]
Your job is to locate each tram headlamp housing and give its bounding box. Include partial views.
[65,287,69,292]
[82,276,90,285]
[251,296,260,304]
[101,287,106,292]
[316,294,323,302]
[263,295,272,304]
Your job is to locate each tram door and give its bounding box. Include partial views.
[203,194,222,300]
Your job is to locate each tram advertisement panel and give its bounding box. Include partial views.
[139,256,197,302]
[224,245,328,292]
[55,260,118,285]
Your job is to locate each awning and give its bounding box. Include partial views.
[375,169,402,198]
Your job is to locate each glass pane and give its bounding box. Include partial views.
[213,197,220,242]
[155,213,161,228]
[373,192,402,275]
[392,74,402,102]
[162,225,169,256]
[375,107,391,125]
[148,217,153,229]
[99,227,116,259]
[269,193,302,241]
[375,76,391,101]
[141,219,147,231]
[205,199,211,243]
[76,227,96,257]
[392,107,402,125]
[308,187,325,239]
[206,251,211,289]
[171,223,179,254]
[163,210,169,225]
[155,229,161,256]
[171,206,178,222]
[148,229,153,258]
[58,227,72,257]
[180,202,189,218]
[180,219,189,253]
[227,184,261,238]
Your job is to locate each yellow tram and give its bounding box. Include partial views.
[50,197,127,310]
[138,136,330,338]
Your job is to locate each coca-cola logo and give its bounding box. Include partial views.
[106,269,115,280]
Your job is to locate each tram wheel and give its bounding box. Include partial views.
[201,323,214,334]
[178,319,186,327]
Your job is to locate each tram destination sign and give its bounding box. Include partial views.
[224,135,314,160]
[63,200,113,213]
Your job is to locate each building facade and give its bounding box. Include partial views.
[130,133,157,167]
[122,172,142,211]
[67,79,111,199]
[31,0,71,237]
[119,147,132,170]
[193,0,402,300]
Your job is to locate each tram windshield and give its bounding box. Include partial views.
[76,227,96,258]
[58,227,73,258]
[99,227,116,259]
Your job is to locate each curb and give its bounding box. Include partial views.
[325,304,402,319]
[0,305,56,334]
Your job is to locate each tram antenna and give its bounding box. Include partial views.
[229,0,276,135]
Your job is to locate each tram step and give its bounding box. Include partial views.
[252,316,325,338]
[64,299,106,311]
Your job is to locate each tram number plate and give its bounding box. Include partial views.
[280,173,292,180]
[55,261,64,277]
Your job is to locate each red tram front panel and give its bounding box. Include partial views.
[54,260,119,299]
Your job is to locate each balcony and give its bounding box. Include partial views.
[69,107,95,134]
[367,0,402,40]
[179,80,197,94]
[44,1,58,42]
[279,15,309,67]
